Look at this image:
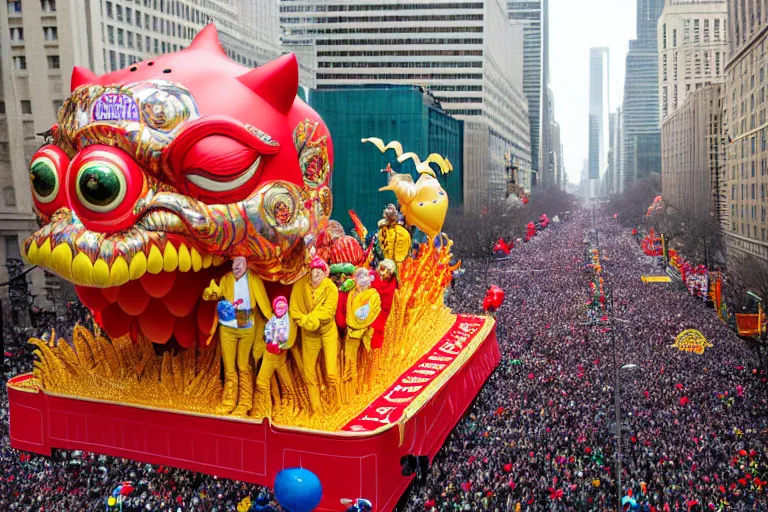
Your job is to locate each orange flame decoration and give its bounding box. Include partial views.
[395,242,459,322]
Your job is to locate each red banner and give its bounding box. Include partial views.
[343,314,489,433]
[736,313,761,336]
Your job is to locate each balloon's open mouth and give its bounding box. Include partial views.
[23,215,229,347]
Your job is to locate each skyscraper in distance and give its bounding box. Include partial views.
[622,0,665,191]
[588,47,610,183]
[508,0,550,187]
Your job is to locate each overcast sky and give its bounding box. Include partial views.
[549,0,638,183]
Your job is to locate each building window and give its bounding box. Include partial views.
[119,52,126,68]
[116,4,123,22]
[109,50,117,71]
[13,56,26,70]
[106,1,113,18]
[0,102,5,114]
[3,187,15,208]
[714,19,720,41]
[127,30,134,48]
[662,23,666,49]
[117,28,124,46]
[43,26,58,41]
[673,28,677,47]
[20,100,32,114]
[136,10,141,27]
[694,19,700,42]
[9,1,21,13]
[41,0,56,12]
[10,27,23,43]
[47,55,60,69]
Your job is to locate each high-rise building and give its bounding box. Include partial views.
[606,108,624,196]
[723,0,768,263]
[661,84,722,220]
[621,0,665,192]
[508,0,550,187]
[308,85,464,231]
[658,1,727,120]
[658,1,726,227]
[589,47,610,184]
[280,0,531,210]
[0,0,290,309]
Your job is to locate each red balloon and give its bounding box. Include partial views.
[100,303,132,339]
[173,316,197,348]
[503,463,512,473]
[75,285,112,312]
[117,279,150,316]
[140,270,177,298]
[138,299,175,344]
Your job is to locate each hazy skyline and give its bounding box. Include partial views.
[550,0,638,183]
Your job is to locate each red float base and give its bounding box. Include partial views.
[8,321,498,512]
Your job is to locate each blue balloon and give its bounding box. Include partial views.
[273,468,322,512]
[217,299,236,322]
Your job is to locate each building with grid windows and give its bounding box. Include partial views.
[507,0,550,187]
[621,0,665,192]
[658,1,727,120]
[279,0,531,210]
[723,0,768,263]
[0,0,290,310]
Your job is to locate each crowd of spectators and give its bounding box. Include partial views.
[0,209,765,511]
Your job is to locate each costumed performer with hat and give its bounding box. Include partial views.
[202,256,272,416]
[289,255,340,413]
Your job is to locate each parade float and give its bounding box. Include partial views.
[6,25,499,511]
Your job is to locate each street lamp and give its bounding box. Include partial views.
[614,361,639,504]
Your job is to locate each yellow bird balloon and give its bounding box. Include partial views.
[362,137,451,240]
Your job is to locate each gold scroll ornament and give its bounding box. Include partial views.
[670,329,712,355]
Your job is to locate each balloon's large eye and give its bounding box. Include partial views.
[29,144,70,219]
[30,156,60,204]
[75,161,126,213]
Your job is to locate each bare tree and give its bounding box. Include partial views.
[605,175,661,228]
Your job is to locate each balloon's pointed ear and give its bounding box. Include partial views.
[237,54,299,114]
[188,24,226,56]
[71,66,99,92]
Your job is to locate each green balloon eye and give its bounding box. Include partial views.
[75,162,126,213]
[30,157,60,204]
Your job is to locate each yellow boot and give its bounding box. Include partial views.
[216,378,237,415]
[232,370,253,417]
[249,387,271,420]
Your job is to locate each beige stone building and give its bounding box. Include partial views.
[723,0,768,263]
[661,84,723,219]
[658,0,728,120]
[0,0,301,314]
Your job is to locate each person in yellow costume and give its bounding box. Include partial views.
[289,255,339,414]
[250,296,299,419]
[202,256,272,416]
[377,203,411,264]
[342,267,381,401]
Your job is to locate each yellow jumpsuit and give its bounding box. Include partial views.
[343,287,381,398]
[289,275,339,413]
[251,314,299,419]
[203,271,271,416]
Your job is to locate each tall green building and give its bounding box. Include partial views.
[307,84,464,232]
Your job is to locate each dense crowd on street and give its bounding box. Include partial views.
[0,208,766,511]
